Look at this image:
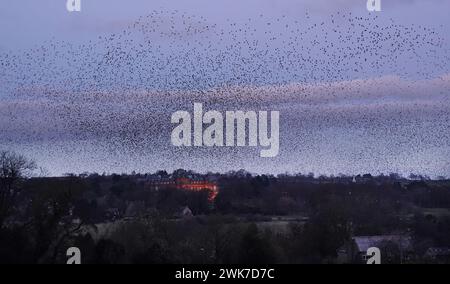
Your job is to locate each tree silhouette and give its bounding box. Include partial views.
[0,151,36,229]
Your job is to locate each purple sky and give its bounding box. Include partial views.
[1,0,450,50]
[0,0,450,177]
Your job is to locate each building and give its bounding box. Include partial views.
[176,206,194,218]
[337,235,412,264]
[148,177,219,202]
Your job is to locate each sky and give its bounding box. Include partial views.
[0,0,449,177]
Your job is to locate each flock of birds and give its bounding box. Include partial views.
[1,10,448,93]
[0,9,449,175]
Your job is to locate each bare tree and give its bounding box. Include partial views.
[0,151,36,229]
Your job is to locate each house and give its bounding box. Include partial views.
[337,235,412,264]
[175,206,193,219]
[148,177,219,201]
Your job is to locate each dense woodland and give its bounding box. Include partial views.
[1,151,450,264]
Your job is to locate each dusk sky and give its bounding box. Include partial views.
[1,0,449,177]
